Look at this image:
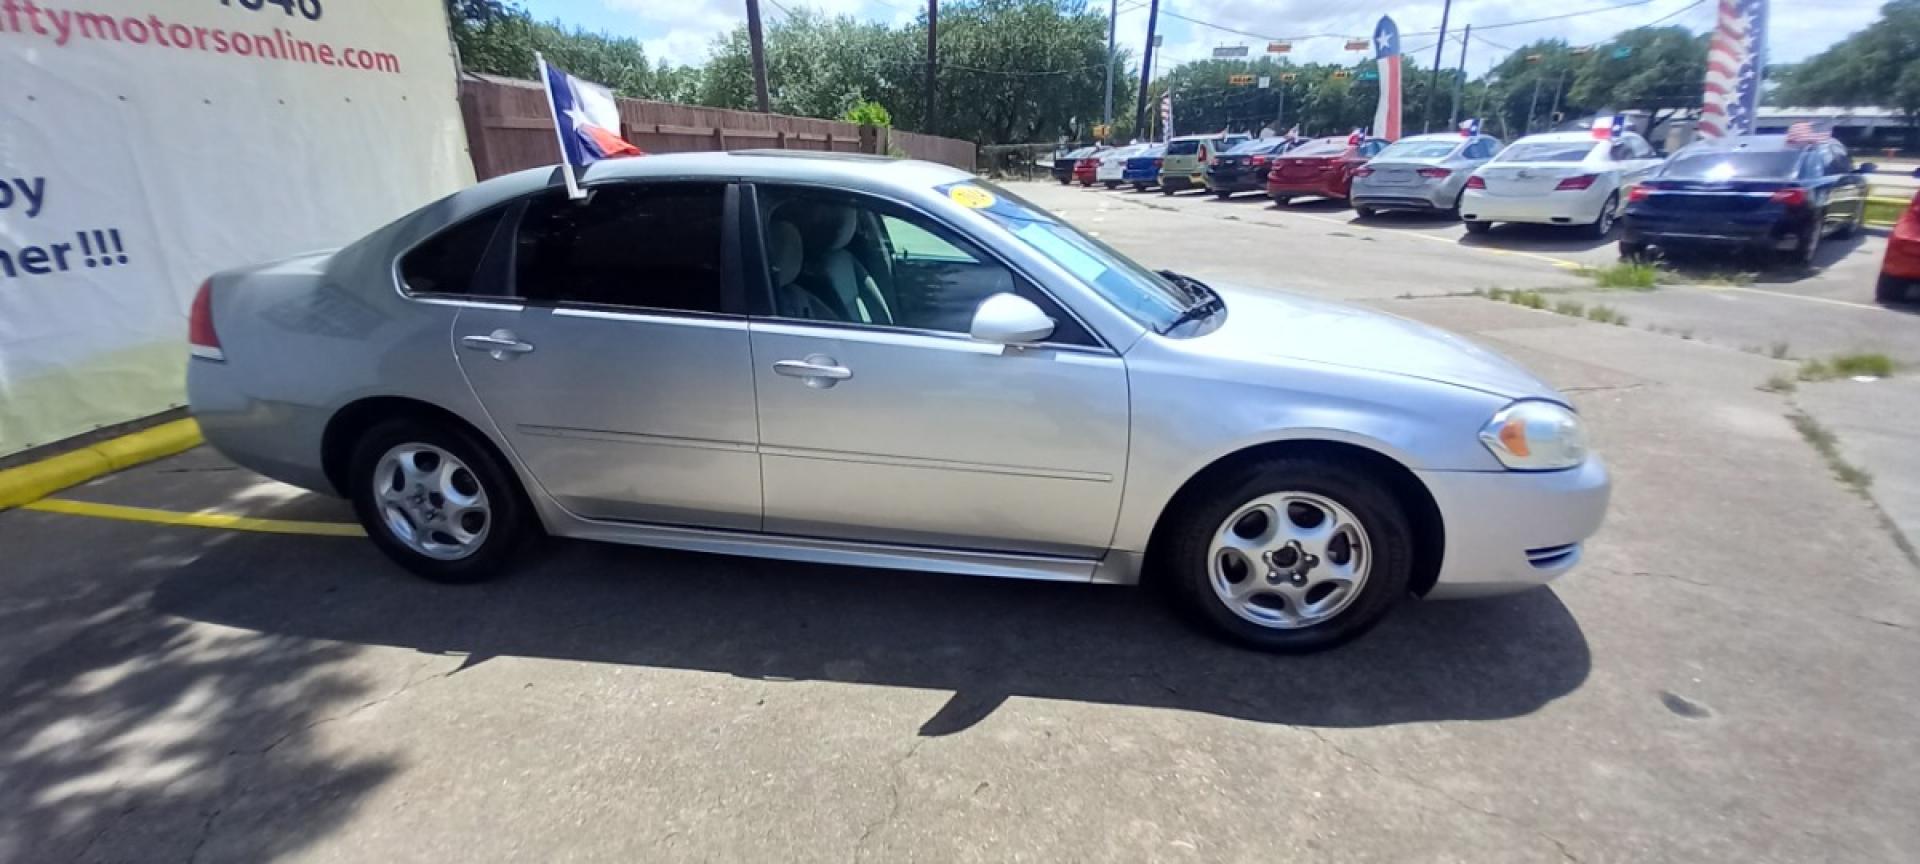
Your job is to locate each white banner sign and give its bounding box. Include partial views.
[0,0,473,455]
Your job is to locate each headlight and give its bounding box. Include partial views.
[1479,401,1588,470]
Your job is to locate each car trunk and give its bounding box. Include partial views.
[1635,178,1791,214]
[1361,160,1445,187]
[1473,162,1588,196]
[1272,155,1338,183]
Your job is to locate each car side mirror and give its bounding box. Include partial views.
[1859,162,1878,174]
[970,293,1055,345]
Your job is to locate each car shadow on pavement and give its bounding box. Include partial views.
[0,524,397,862]
[1457,222,1618,254]
[150,529,1592,739]
[1642,233,1868,285]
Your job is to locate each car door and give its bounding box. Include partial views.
[1822,141,1867,231]
[746,184,1129,558]
[451,181,763,530]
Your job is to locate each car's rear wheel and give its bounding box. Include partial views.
[1134,183,1150,192]
[1271,195,1292,207]
[1463,219,1492,235]
[1161,457,1413,653]
[1105,180,1121,190]
[1589,192,1619,239]
[1878,273,1914,304]
[1619,240,1648,261]
[1215,190,1232,199]
[1161,186,1175,195]
[1355,205,1378,219]
[1787,223,1821,269]
[1835,205,1863,239]
[349,418,529,584]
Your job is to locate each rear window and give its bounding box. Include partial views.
[1377,140,1458,160]
[401,207,506,296]
[1288,139,1348,157]
[1167,140,1200,155]
[1225,138,1285,155]
[1497,141,1599,163]
[1661,151,1801,180]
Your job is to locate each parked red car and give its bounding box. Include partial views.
[1878,187,1920,304]
[1267,136,1389,205]
[1073,152,1102,186]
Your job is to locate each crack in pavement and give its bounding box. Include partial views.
[852,737,926,861]
[1303,728,1583,863]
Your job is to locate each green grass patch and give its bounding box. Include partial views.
[1554,299,1586,317]
[1759,374,1797,394]
[1585,304,1626,326]
[1577,261,1660,291]
[1788,412,1873,494]
[1800,352,1897,381]
[1865,197,1904,226]
[1770,341,1791,360]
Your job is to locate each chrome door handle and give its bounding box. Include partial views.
[461,329,534,361]
[773,356,852,389]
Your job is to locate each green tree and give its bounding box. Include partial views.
[1567,27,1707,136]
[1774,1,1920,143]
[843,100,894,126]
[1477,41,1586,139]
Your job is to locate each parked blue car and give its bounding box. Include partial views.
[1122,144,1167,191]
[1620,134,1870,266]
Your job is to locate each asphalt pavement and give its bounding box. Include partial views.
[2,180,1916,863]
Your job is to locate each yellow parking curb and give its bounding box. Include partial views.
[0,419,205,510]
[20,498,364,536]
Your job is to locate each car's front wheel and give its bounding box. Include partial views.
[349,418,529,584]
[1161,457,1413,652]
[1589,192,1619,239]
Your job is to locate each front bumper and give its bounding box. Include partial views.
[1416,456,1611,599]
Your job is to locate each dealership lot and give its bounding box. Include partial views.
[4,182,1919,862]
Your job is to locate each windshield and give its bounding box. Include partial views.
[1497,141,1599,163]
[1661,151,1801,180]
[1132,145,1166,158]
[956,181,1189,331]
[1378,139,1459,160]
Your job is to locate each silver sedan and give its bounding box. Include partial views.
[187,152,1608,652]
[1351,133,1504,217]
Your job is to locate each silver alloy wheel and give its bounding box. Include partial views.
[1596,195,1617,235]
[1208,491,1371,629]
[373,443,491,561]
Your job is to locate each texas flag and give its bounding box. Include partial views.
[1590,113,1627,140]
[539,54,643,198]
[1459,117,1480,137]
[1371,16,1402,141]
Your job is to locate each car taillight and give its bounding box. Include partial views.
[1465,175,1487,189]
[1628,185,1652,203]
[1770,187,1808,207]
[1154,158,1163,168]
[1251,156,1270,168]
[1417,167,1452,179]
[1353,166,1375,177]
[189,279,224,361]
[1555,174,1598,191]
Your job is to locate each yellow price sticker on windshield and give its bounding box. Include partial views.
[948,185,997,209]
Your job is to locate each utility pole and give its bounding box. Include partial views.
[1448,24,1470,128]
[1424,0,1452,132]
[1525,76,1543,133]
[1103,0,1116,134]
[1133,0,1161,141]
[926,0,939,134]
[1547,68,1567,130]
[745,0,770,113]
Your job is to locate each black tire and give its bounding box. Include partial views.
[1271,195,1292,207]
[1834,205,1863,239]
[348,417,530,584]
[1619,240,1648,261]
[1878,273,1912,304]
[1158,457,1415,653]
[1057,177,1070,185]
[1786,223,1821,269]
[1590,192,1619,239]
[1105,181,1120,190]
[1214,190,1232,199]
[1355,205,1378,219]
[1463,219,1492,235]
[1134,183,1150,192]
[1448,188,1466,219]
[1161,186,1175,195]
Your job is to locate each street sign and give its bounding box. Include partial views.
[1280,73,1298,82]
[1152,35,1163,46]
[1332,69,1351,79]
[1526,53,1543,63]
[1267,42,1291,54]
[1345,39,1370,51]
[1358,68,1378,81]
[1213,45,1249,58]
[1229,74,1256,86]
[1612,46,1633,59]
[1257,76,1271,89]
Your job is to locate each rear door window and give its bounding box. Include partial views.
[511,183,727,313]
[400,208,508,297]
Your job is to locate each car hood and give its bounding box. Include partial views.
[1193,284,1560,401]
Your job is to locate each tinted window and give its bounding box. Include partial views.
[512,184,725,312]
[1378,140,1458,159]
[1167,140,1201,155]
[1827,144,1852,175]
[400,208,506,296]
[757,188,1093,345]
[1662,151,1802,180]
[1225,138,1284,154]
[1360,140,1387,157]
[1289,139,1349,157]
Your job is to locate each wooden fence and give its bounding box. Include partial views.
[458,74,976,181]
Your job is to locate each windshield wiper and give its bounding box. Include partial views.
[1158,270,1223,331]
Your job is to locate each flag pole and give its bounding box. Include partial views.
[537,52,585,200]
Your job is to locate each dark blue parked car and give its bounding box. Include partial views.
[1620,134,1870,266]
[1122,144,1167,191]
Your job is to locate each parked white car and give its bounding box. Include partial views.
[1460,131,1666,238]
[1095,143,1152,188]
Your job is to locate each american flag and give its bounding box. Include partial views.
[1160,92,1173,141]
[1785,121,1832,145]
[1699,0,1767,138]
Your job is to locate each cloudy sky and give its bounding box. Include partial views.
[518,0,1878,79]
